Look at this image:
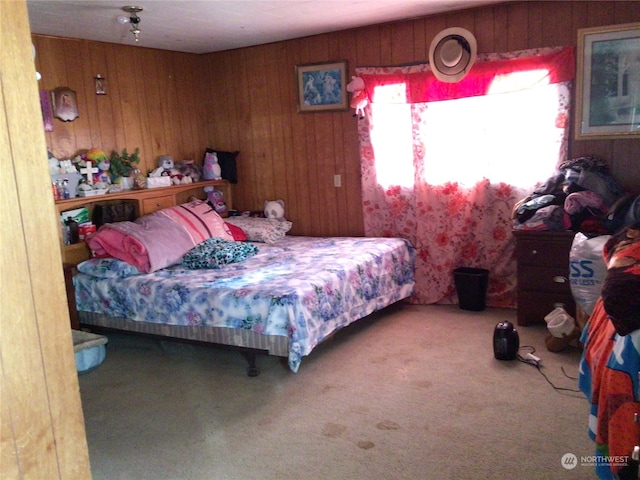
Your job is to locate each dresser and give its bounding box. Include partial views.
[513,230,576,326]
[54,180,231,265]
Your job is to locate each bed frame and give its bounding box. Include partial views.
[79,311,289,376]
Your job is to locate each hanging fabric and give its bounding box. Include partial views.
[355,47,575,307]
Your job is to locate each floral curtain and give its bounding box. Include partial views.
[356,47,575,307]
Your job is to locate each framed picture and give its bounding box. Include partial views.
[296,61,348,113]
[575,22,640,139]
[95,75,106,95]
[52,87,79,122]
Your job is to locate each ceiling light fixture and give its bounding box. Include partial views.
[120,6,144,43]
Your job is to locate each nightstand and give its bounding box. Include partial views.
[513,230,576,326]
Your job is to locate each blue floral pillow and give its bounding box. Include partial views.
[182,238,258,269]
[77,258,141,278]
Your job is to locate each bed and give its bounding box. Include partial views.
[578,224,640,480]
[74,205,415,375]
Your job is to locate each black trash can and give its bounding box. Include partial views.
[454,267,489,311]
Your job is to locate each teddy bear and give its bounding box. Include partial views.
[205,186,227,214]
[150,155,175,177]
[264,199,286,221]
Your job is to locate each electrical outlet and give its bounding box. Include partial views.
[334,174,341,187]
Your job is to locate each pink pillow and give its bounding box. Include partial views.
[158,199,233,244]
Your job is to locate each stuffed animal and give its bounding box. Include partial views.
[346,76,368,119]
[150,155,174,177]
[84,148,111,183]
[205,186,227,214]
[95,157,112,185]
[203,151,222,180]
[85,148,108,165]
[176,159,202,183]
[169,167,192,185]
[264,199,286,221]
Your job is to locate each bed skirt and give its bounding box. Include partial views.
[78,311,290,358]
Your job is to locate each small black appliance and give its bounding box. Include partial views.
[493,321,519,360]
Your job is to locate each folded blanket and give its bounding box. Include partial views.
[86,223,148,271]
[87,213,195,273]
[86,200,231,273]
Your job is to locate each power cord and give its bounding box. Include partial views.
[516,345,582,395]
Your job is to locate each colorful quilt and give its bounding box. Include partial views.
[74,236,415,372]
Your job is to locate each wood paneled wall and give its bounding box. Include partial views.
[34,1,640,237]
[33,36,210,177]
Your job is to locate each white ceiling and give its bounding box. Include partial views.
[27,0,503,54]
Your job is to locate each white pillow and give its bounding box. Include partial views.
[225,217,292,244]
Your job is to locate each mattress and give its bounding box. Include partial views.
[74,236,415,371]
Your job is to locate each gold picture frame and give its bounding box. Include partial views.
[296,61,348,113]
[575,22,640,140]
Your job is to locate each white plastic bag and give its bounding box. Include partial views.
[569,233,610,315]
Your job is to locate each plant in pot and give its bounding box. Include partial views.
[109,148,141,190]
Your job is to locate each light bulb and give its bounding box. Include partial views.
[117,15,130,25]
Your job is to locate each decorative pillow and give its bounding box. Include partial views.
[158,199,234,244]
[224,217,292,244]
[182,238,258,269]
[77,258,141,278]
[203,148,239,184]
[225,221,248,241]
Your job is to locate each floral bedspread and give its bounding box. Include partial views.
[74,236,415,372]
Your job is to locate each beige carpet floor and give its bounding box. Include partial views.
[79,304,598,480]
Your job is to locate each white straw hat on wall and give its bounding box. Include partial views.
[429,27,477,83]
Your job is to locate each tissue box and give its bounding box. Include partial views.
[147,176,172,188]
[60,207,90,226]
[72,330,108,373]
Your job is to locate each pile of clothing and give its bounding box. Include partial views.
[513,156,638,234]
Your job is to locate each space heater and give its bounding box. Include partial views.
[493,321,519,360]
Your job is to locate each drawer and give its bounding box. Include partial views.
[517,291,575,326]
[142,195,173,215]
[518,265,571,293]
[516,238,572,266]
